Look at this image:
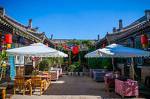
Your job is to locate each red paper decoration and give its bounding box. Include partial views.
[141,34,148,45]
[5,34,12,44]
[72,46,79,55]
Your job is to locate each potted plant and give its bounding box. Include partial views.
[79,66,83,76]
[32,69,39,76]
[68,64,76,76]
[74,62,81,76]
[39,59,49,71]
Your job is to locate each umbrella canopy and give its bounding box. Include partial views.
[85,44,150,58]
[6,43,68,57]
[85,49,108,58]
[99,44,150,57]
[57,50,68,57]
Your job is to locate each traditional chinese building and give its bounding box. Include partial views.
[0,7,54,79]
[96,10,150,82]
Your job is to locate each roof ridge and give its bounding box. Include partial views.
[4,15,27,28]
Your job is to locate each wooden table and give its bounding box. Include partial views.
[24,75,51,81]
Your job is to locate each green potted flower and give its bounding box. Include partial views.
[68,64,76,76]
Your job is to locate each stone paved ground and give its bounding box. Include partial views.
[12,75,121,99]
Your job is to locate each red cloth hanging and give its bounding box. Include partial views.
[141,34,148,45]
[5,34,12,44]
[72,45,79,55]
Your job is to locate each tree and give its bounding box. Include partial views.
[0,50,7,80]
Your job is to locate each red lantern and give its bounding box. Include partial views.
[5,34,12,44]
[72,46,79,55]
[141,34,148,45]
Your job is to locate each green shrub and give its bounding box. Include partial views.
[39,59,49,71]
[88,58,112,69]
[68,62,83,72]
[68,64,76,72]
[101,58,112,69]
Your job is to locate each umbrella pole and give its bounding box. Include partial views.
[131,57,135,80]
[112,58,115,72]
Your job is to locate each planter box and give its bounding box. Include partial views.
[75,72,78,76]
[79,72,83,76]
[93,71,106,81]
[115,79,139,97]
[90,69,107,78]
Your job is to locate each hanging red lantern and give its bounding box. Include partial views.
[141,34,148,45]
[5,34,12,44]
[72,45,79,55]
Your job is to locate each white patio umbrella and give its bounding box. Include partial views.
[98,44,150,58]
[85,43,150,79]
[6,43,68,73]
[85,49,108,58]
[6,43,68,57]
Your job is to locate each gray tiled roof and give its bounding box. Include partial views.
[96,14,149,45]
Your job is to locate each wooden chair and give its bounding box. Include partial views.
[31,76,47,95]
[14,76,32,95]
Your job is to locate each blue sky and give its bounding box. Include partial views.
[0,0,150,39]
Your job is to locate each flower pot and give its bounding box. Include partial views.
[71,72,74,76]
[75,72,78,76]
[68,72,71,76]
[79,72,83,76]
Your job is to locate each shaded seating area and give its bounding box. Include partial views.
[4,43,68,97]
[85,43,150,98]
